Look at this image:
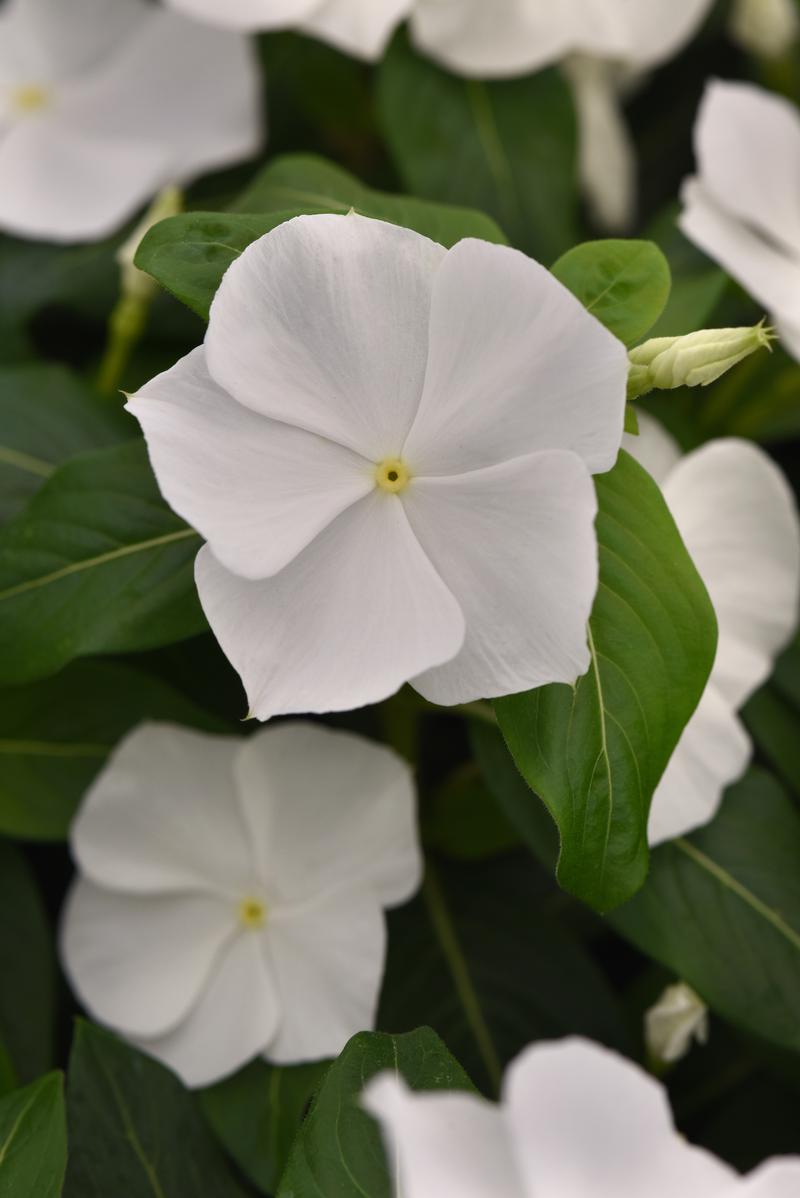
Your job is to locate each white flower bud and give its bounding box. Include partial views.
[645,982,709,1065]
[628,321,774,399]
[117,185,183,302]
[730,0,799,58]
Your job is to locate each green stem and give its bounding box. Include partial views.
[96,292,150,395]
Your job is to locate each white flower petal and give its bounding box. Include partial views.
[164,0,320,30]
[195,494,465,721]
[738,1161,800,1197]
[128,348,372,581]
[0,0,144,83]
[663,439,800,709]
[301,0,412,59]
[565,56,637,231]
[402,238,627,476]
[406,451,597,705]
[363,1075,525,1198]
[679,180,800,342]
[234,723,421,907]
[647,684,751,846]
[775,314,800,361]
[61,880,235,1039]
[505,1038,736,1197]
[411,0,576,77]
[693,80,800,257]
[134,931,280,1088]
[206,214,446,460]
[71,724,253,897]
[611,0,714,68]
[622,410,682,487]
[264,891,386,1064]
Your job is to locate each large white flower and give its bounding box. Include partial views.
[625,413,800,845]
[680,80,800,363]
[364,1036,800,1197]
[0,0,262,243]
[128,213,627,721]
[61,720,421,1088]
[165,0,412,60]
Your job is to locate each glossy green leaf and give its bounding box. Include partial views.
[610,770,800,1055]
[551,240,672,346]
[277,1028,473,1198]
[0,844,55,1083]
[0,1073,66,1198]
[495,450,717,912]
[137,154,506,320]
[0,441,204,687]
[380,855,628,1095]
[378,31,578,261]
[201,1060,328,1194]
[0,364,132,525]
[0,661,225,840]
[64,1022,252,1197]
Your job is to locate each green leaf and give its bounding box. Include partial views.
[137,154,506,320]
[610,770,800,1055]
[64,1021,252,1197]
[495,450,717,912]
[0,364,132,525]
[200,1060,328,1194]
[646,207,727,338]
[423,762,521,861]
[378,31,578,261]
[0,844,55,1083]
[744,640,800,797]
[0,441,204,687]
[0,661,225,840]
[551,240,672,346]
[379,855,628,1095]
[277,1028,473,1198]
[0,1073,66,1198]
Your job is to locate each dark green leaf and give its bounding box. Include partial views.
[551,240,672,346]
[277,1028,473,1198]
[201,1060,328,1195]
[423,761,521,860]
[0,844,55,1084]
[64,1022,252,1198]
[0,660,225,840]
[611,770,800,1055]
[744,640,800,797]
[378,31,578,261]
[380,855,628,1095]
[0,441,204,687]
[138,154,506,320]
[0,364,132,525]
[495,450,717,912]
[0,1073,66,1198]
[646,207,727,338]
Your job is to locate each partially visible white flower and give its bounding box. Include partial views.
[625,413,800,845]
[645,982,709,1066]
[680,80,800,364]
[61,721,421,1088]
[128,212,627,721]
[0,0,262,243]
[364,1036,800,1197]
[117,186,184,304]
[730,0,799,59]
[165,0,412,60]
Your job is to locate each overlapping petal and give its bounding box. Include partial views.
[738,1162,800,1197]
[129,348,373,580]
[195,494,466,721]
[61,881,235,1038]
[165,0,320,30]
[234,723,421,906]
[206,214,446,460]
[402,238,627,476]
[71,724,253,897]
[0,0,144,83]
[301,0,413,59]
[407,451,597,704]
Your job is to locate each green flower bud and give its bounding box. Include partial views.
[730,0,799,59]
[117,185,183,303]
[627,321,775,400]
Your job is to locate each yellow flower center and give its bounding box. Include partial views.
[10,84,51,114]
[237,896,267,929]
[375,458,411,494]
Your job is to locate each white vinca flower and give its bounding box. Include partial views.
[364,1036,800,1197]
[681,80,800,363]
[0,0,262,243]
[61,721,421,1088]
[412,0,714,230]
[128,213,627,721]
[164,0,412,60]
[625,414,800,845]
